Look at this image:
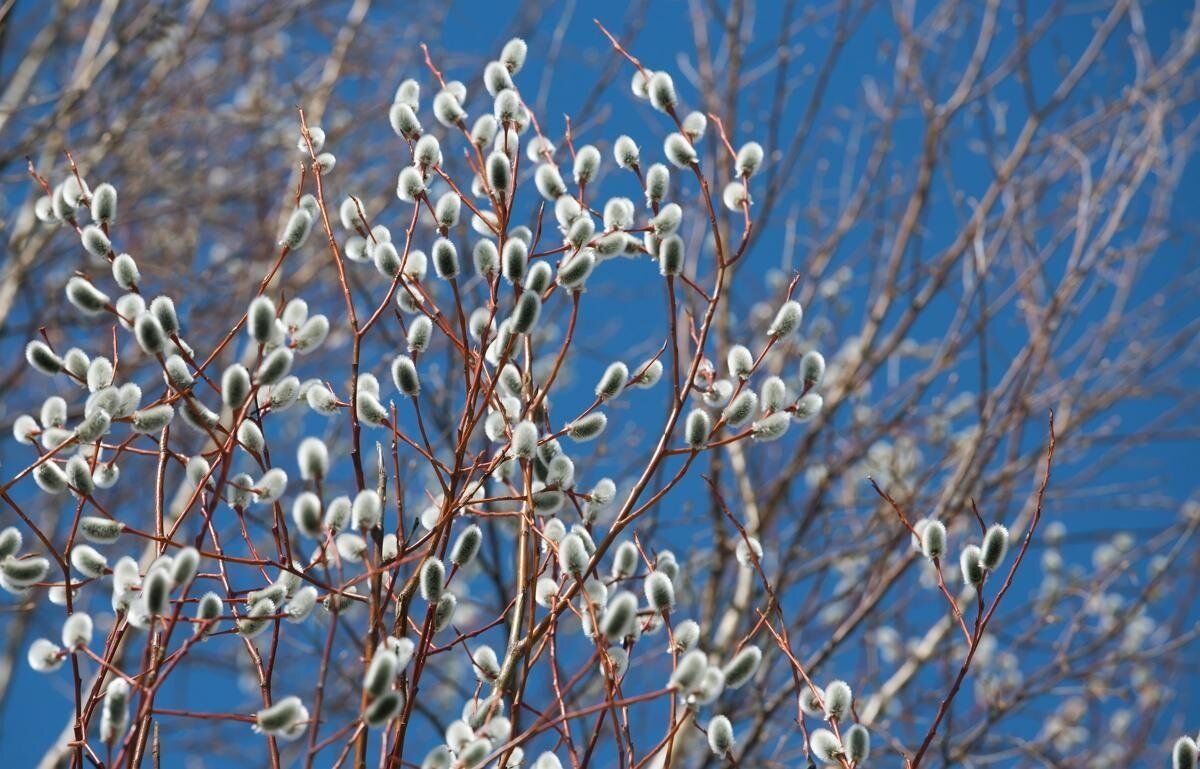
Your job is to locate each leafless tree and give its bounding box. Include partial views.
[1,2,1197,768]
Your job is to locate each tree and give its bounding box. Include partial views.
[1,2,1197,768]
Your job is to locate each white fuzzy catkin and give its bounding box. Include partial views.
[601,591,639,641]
[567,412,607,442]
[247,296,276,344]
[595,362,628,400]
[433,90,466,127]
[389,102,421,138]
[823,679,852,719]
[735,141,765,177]
[396,166,426,202]
[611,541,639,579]
[419,558,445,602]
[644,571,675,612]
[724,391,758,427]
[352,490,382,530]
[672,619,701,652]
[664,133,697,167]
[648,71,677,111]
[407,315,432,353]
[80,225,111,258]
[172,547,200,584]
[793,392,823,421]
[920,520,947,559]
[61,612,93,649]
[809,728,842,763]
[472,645,501,681]
[129,402,173,433]
[500,37,527,72]
[981,524,1010,570]
[1174,738,1199,769]
[651,203,682,235]
[658,235,684,276]
[670,649,708,691]
[432,237,459,279]
[79,516,123,544]
[752,412,790,442]
[800,684,825,716]
[722,181,748,211]
[25,340,62,375]
[723,645,762,689]
[707,715,735,756]
[845,724,870,763]
[768,300,803,337]
[70,545,107,578]
[391,355,420,397]
[451,524,483,566]
[363,649,399,699]
[534,165,566,200]
[509,291,540,335]
[280,209,313,248]
[614,135,640,169]
[221,364,251,407]
[558,533,589,576]
[297,437,329,480]
[684,409,711,449]
[254,696,309,740]
[28,638,64,672]
[66,277,109,315]
[111,253,139,289]
[682,110,707,140]
[800,350,826,389]
[960,544,985,586]
[100,679,131,746]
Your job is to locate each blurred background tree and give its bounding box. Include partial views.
[1,1,1197,767]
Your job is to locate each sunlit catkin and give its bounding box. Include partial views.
[253,696,309,740]
[684,409,711,449]
[61,612,93,650]
[670,649,708,691]
[451,524,483,566]
[512,291,541,334]
[648,71,677,111]
[1174,737,1198,769]
[707,715,734,756]
[559,533,589,576]
[363,649,398,699]
[567,412,607,442]
[352,489,382,531]
[960,544,985,587]
[280,209,313,248]
[920,520,947,559]
[645,163,670,207]
[664,133,697,167]
[735,142,765,177]
[809,729,842,763]
[595,362,629,400]
[111,253,139,289]
[644,571,675,612]
[981,524,1010,570]
[100,679,130,746]
[800,350,826,389]
[66,276,108,315]
[80,225,111,258]
[419,558,445,602]
[823,680,852,719]
[768,300,803,338]
[845,724,870,763]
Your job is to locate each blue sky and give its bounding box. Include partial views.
[1,1,1197,766]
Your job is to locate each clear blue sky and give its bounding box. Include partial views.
[1,1,1196,766]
